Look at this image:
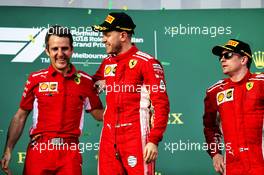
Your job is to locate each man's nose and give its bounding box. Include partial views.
[219,55,225,62]
[57,49,64,56]
[102,36,107,43]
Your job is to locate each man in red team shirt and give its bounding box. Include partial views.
[203,39,264,175]
[92,12,170,175]
[1,25,104,175]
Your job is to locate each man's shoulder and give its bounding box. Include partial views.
[131,50,164,70]
[76,70,93,81]
[249,72,264,81]
[29,68,49,79]
[102,55,112,62]
[206,79,227,93]
[132,50,155,62]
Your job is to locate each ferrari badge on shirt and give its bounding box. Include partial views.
[74,73,81,85]
[246,82,254,91]
[129,59,137,69]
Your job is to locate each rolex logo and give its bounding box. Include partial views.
[252,51,264,69]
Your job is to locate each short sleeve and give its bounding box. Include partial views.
[20,74,37,111]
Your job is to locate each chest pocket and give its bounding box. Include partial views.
[112,59,143,94]
[35,91,62,114]
[245,82,263,111]
[66,87,84,110]
[124,60,142,85]
[245,82,260,100]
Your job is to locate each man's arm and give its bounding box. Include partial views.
[144,142,158,163]
[93,58,107,93]
[142,59,170,163]
[84,74,104,120]
[90,109,104,121]
[212,153,225,174]
[93,58,107,82]
[203,91,222,157]
[203,90,224,173]
[94,80,106,94]
[1,108,30,174]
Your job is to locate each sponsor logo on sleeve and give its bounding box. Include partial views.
[153,63,162,70]
[160,79,165,86]
[153,63,164,74]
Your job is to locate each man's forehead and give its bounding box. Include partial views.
[102,30,121,35]
[49,35,70,40]
[221,50,230,54]
[48,36,70,43]
[47,36,71,48]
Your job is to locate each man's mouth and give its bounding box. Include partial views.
[56,58,67,63]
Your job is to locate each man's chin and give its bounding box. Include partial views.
[55,64,68,70]
[105,49,117,55]
[222,70,229,75]
[106,50,114,55]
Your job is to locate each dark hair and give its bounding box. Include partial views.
[236,52,252,69]
[126,32,133,38]
[246,56,252,69]
[45,25,73,49]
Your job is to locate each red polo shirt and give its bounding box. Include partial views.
[20,64,103,137]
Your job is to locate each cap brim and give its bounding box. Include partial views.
[92,25,108,32]
[212,45,234,56]
[92,24,135,34]
[92,21,113,32]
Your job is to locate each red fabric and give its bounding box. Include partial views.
[203,71,264,174]
[98,121,155,175]
[20,64,103,137]
[95,46,169,174]
[23,142,82,175]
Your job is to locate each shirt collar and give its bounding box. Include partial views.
[47,64,77,78]
[112,45,138,62]
[226,70,251,85]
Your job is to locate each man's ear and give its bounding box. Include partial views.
[120,31,128,42]
[241,56,248,66]
[45,48,50,57]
